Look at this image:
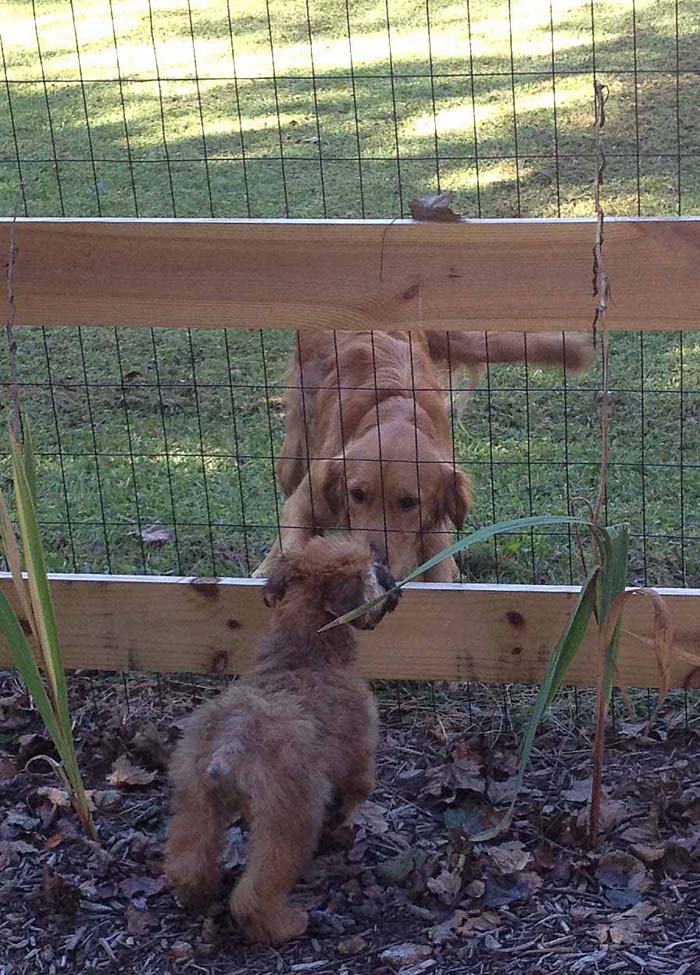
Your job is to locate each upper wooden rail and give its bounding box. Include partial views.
[0,573,699,687]
[2,216,699,333]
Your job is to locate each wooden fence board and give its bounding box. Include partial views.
[3,216,700,333]
[1,574,699,687]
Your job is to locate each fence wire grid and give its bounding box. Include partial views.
[1,0,700,595]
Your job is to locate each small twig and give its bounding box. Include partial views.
[591,81,610,526]
[4,215,22,443]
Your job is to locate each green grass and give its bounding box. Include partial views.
[1,0,700,586]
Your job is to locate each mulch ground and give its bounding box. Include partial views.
[1,673,699,975]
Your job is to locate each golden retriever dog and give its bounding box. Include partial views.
[164,535,400,945]
[254,329,589,581]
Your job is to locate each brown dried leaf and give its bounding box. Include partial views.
[563,777,606,804]
[125,902,159,935]
[483,870,542,907]
[119,875,166,899]
[488,776,517,805]
[576,798,628,836]
[596,851,650,907]
[337,935,367,957]
[37,786,72,809]
[432,909,499,943]
[380,943,432,970]
[596,902,657,945]
[409,192,461,222]
[107,755,157,788]
[353,800,388,835]
[631,843,665,865]
[486,840,532,875]
[427,868,462,905]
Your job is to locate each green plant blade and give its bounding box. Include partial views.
[0,489,35,634]
[22,417,38,506]
[596,524,629,623]
[0,589,62,745]
[595,524,629,704]
[320,514,598,631]
[10,434,70,731]
[470,567,599,842]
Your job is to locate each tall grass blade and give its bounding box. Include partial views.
[0,490,35,636]
[471,568,599,842]
[10,431,69,730]
[0,423,97,840]
[320,514,599,631]
[0,589,63,746]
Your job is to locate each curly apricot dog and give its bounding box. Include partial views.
[164,535,400,944]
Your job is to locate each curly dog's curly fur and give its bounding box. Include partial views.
[164,535,400,944]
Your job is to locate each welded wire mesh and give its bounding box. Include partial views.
[1,1,699,592]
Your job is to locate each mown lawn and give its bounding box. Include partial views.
[1,0,700,585]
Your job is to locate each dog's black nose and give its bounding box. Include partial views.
[375,560,396,592]
[374,560,401,614]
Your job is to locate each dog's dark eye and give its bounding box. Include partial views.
[350,488,366,504]
[399,496,418,511]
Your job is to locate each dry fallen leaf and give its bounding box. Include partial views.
[576,798,627,835]
[483,870,542,907]
[563,777,608,804]
[125,902,159,935]
[427,868,462,905]
[37,786,72,809]
[409,192,461,222]
[353,800,389,835]
[107,755,157,788]
[140,523,173,546]
[631,843,666,865]
[486,840,532,875]
[119,875,166,899]
[380,943,432,970]
[488,776,518,805]
[596,901,657,945]
[337,935,367,957]
[596,851,650,908]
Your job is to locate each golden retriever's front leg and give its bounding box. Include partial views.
[252,475,319,578]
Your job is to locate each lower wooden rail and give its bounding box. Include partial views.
[1,574,699,687]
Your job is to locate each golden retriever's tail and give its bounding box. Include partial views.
[427,330,592,372]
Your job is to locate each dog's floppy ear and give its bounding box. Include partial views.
[315,457,346,517]
[439,466,472,530]
[262,558,290,607]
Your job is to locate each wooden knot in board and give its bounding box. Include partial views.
[190,578,220,600]
[402,283,420,301]
[227,618,240,630]
[506,611,525,628]
[209,651,228,675]
[511,646,523,657]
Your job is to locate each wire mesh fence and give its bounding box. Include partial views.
[1,0,700,592]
